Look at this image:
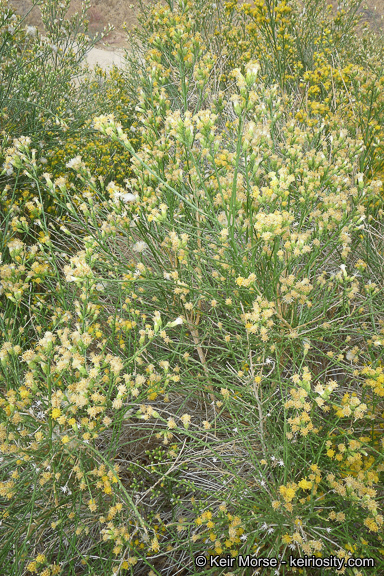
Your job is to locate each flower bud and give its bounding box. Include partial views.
[153,311,162,334]
[167,317,183,328]
[245,61,260,87]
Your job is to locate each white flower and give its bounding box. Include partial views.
[167,317,183,328]
[26,25,37,37]
[132,241,148,253]
[3,165,13,176]
[14,135,31,150]
[66,156,83,170]
[245,61,260,86]
[246,61,260,77]
[38,331,54,348]
[120,193,138,203]
[8,239,24,256]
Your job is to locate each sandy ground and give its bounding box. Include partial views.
[83,45,126,69]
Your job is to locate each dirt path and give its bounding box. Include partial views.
[84,46,126,70]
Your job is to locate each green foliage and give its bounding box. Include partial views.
[0,0,109,137]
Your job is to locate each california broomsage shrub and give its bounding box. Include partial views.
[0,4,139,349]
[220,0,384,195]
[0,0,383,575]
[127,0,384,193]
[0,0,139,229]
[0,0,111,139]
[90,60,384,571]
